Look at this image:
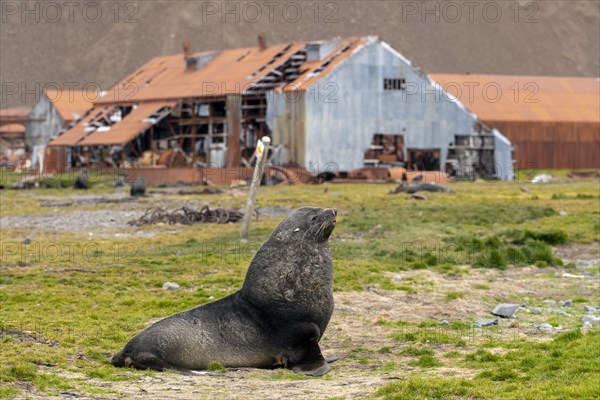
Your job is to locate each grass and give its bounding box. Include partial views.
[372,330,600,399]
[0,173,599,397]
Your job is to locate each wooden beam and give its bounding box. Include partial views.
[226,94,242,167]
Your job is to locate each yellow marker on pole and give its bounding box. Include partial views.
[240,136,271,240]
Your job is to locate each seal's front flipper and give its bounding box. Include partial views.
[291,340,331,377]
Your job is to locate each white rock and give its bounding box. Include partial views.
[162,282,180,290]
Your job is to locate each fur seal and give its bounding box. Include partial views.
[130,176,146,197]
[74,170,89,189]
[111,207,337,376]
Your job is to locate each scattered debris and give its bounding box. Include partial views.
[128,206,244,226]
[531,174,553,184]
[567,170,599,179]
[492,303,520,318]
[390,182,455,194]
[562,272,586,279]
[162,282,180,291]
[474,318,498,327]
[130,176,147,197]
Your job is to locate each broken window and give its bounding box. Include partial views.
[384,78,406,91]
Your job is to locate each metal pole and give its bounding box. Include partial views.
[240,136,271,241]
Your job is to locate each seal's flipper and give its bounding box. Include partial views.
[325,355,341,364]
[291,340,331,377]
[129,352,175,372]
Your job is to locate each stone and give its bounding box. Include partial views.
[533,323,552,330]
[559,210,567,216]
[162,282,180,291]
[584,305,598,313]
[562,300,572,307]
[542,299,556,304]
[475,318,498,328]
[440,320,449,325]
[530,307,543,315]
[492,303,520,318]
[582,315,600,325]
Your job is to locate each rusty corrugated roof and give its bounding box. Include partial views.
[45,89,96,123]
[0,107,31,124]
[79,101,176,146]
[430,74,600,123]
[49,107,108,146]
[97,38,366,104]
[0,123,26,134]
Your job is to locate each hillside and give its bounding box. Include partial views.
[1,0,599,107]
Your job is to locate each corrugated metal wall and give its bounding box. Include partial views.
[25,95,65,147]
[302,38,479,173]
[486,121,599,169]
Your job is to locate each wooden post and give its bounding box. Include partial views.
[226,95,242,167]
[240,136,271,241]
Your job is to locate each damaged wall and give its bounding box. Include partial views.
[26,94,65,148]
[302,37,481,173]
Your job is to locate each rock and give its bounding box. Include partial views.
[575,260,593,268]
[22,238,31,245]
[440,320,449,325]
[559,210,567,216]
[584,305,599,313]
[492,303,520,318]
[582,315,600,325]
[582,321,593,331]
[475,318,498,328]
[542,299,556,304]
[530,307,543,315]
[533,322,553,330]
[115,179,125,188]
[562,300,572,307]
[162,282,180,291]
[393,274,402,281]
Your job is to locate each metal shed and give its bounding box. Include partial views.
[430,74,600,170]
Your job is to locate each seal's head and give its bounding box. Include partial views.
[271,207,337,244]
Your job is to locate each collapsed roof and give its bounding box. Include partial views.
[50,37,367,146]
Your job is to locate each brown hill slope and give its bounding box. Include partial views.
[1,0,599,107]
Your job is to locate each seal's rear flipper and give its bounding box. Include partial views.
[325,355,341,364]
[291,340,331,377]
[126,352,175,372]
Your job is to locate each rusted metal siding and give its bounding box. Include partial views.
[487,121,600,169]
